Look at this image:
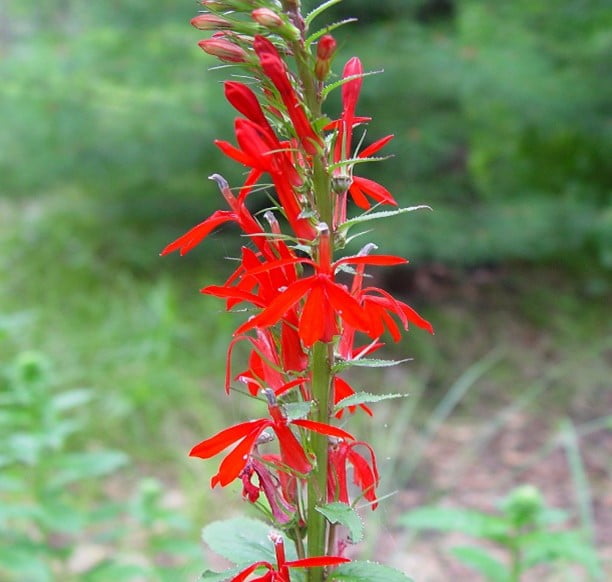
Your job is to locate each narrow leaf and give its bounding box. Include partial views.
[334,392,405,412]
[317,502,364,543]
[339,206,432,232]
[334,358,412,372]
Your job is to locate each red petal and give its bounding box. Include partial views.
[189,419,267,458]
[286,556,351,568]
[200,285,265,308]
[334,254,408,269]
[352,176,397,206]
[323,280,371,334]
[160,210,234,256]
[273,423,312,475]
[229,561,271,582]
[298,282,329,347]
[359,134,394,158]
[292,419,354,440]
[214,422,270,486]
[214,139,256,167]
[234,277,315,335]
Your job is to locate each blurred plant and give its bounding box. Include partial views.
[400,484,602,581]
[0,349,200,581]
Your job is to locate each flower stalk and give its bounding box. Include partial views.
[163,1,434,580]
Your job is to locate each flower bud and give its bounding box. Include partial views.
[198,37,247,63]
[191,14,233,31]
[315,34,337,80]
[316,34,337,60]
[252,8,283,28]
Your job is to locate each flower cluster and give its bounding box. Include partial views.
[164,1,433,579]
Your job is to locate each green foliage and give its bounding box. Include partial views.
[0,350,201,581]
[400,485,603,580]
[2,0,611,271]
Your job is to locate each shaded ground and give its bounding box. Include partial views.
[371,264,612,580]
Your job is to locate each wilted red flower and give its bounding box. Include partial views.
[328,439,380,509]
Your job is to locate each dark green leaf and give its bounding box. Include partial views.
[201,517,297,565]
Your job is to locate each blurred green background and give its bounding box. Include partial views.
[1,0,611,579]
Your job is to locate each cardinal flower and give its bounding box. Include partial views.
[160,174,266,256]
[234,226,408,346]
[190,392,354,487]
[230,532,349,582]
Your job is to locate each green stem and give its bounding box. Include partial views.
[307,341,332,582]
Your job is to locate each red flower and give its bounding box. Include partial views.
[190,395,354,487]
[230,533,349,581]
[328,440,380,510]
[333,376,373,418]
[253,36,322,155]
[234,228,408,346]
[160,174,266,256]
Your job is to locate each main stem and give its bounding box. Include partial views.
[286,12,336,581]
[307,341,332,582]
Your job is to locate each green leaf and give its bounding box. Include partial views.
[50,388,92,412]
[283,401,313,421]
[201,517,297,566]
[400,507,510,541]
[333,358,411,372]
[82,561,152,582]
[339,207,432,232]
[316,502,364,543]
[334,392,405,413]
[0,545,53,582]
[330,560,413,581]
[49,451,129,488]
[521,531,602,578]
[305,0,345,27]
[450,546,510,582]
[321,70,382,100]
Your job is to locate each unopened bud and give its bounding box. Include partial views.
[331,174,352,194]
[191,14,233,30]
[315,34,337,80]
[198,37,248,63]
[316,34,337,60]
[252,8,283,28]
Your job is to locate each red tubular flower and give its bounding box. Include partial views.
[327,440,380,510]
[160,174,267,256]
[234,229,409,346]
[190,398,354,487]
[230,534,349,581]
[253,36,322,155]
